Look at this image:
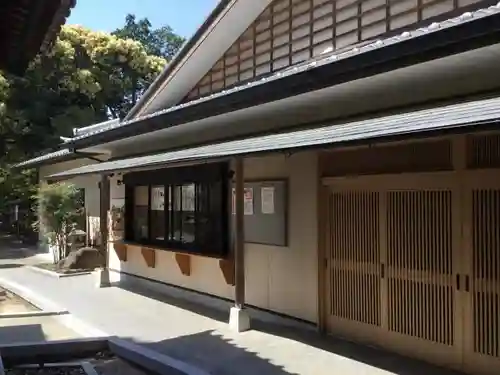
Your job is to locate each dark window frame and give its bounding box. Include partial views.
[123,163,230,258]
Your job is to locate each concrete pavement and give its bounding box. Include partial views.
[0,264,467,375]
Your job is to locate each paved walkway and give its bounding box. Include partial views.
[0,234,52,267]
[0,266,467,375]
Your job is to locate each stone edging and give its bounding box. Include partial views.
[80,361,100,375]
[108,338,212,375]
[27,265,93,278]
[0,310,68,319]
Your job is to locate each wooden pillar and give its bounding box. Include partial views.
[99,174,110,262]
[229,157,250,331]
[234,157,245,308]
[97,173,111,287]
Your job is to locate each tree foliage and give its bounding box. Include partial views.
[0,15,183,220]
[4,24,166,151]
[113,14,185,59]
[32,182,84,263]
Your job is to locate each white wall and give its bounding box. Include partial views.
[243,152,318,322]
[108,151,319,323]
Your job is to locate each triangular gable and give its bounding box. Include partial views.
[128,0,274,119]
[182,0,486,103]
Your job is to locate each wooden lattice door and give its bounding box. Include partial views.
[382,175,462,370]
[462,170,500,375]
[325,187,382,343]
[324,173,463,370]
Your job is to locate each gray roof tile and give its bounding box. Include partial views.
[13,149,74,169]
[14,118,120,169]
[49,96,500,179]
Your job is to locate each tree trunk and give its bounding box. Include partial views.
[52,245,57,264]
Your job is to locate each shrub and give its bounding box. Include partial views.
[32,182,84,263]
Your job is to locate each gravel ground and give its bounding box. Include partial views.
[4,350,153,375]
[92,357,153,375]
[5,366,85,375]
[89,351,154,375]
[0,287,39,314]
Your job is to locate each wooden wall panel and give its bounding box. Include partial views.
[466,133,500,169]
[321,139,453,177]
[184,0,486,102]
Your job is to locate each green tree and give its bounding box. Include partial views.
[0,24,167,217]
[1,24,166,153]
[112,14,185,59]
[32,182,84,263]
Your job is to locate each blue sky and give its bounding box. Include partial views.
[68,0,219,38]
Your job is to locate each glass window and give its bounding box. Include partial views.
[150,186,165,241]
[196,182,224,252]
[133,186,149,241]
[172,184,195,244]
[124,163,229,257]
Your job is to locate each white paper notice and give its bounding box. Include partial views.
[232,187,254,215]
[244,188,254,215]
[151,186,165,211]
[261,187,275,214]
[231,188,236,215]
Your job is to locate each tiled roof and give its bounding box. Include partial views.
[12,149,74,169]
[40,0,77,53]
[50,95,500,179]
[72,118,119,137]
[13,118,118,169]
[63,3,500,144]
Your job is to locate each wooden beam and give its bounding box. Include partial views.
[317,156,327,333]
[234,157,246,308]
[219,258,235,285]
[141,247,156,268]
[99,174,110,267]
[97,173,111,288]
[175,253,191,276]
[113,242,127,262]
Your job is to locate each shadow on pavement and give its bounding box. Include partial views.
[0,324,47,345]
[0,233,46,265]
[117,282,228,323]
[129,330,298,375]
[0,264,23,269]
[117,282,465,375]
[129,329,465,375]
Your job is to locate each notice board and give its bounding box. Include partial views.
[232,180,288,247]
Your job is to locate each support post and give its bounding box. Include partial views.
[229,157,250,332]
[96,173,110,288]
